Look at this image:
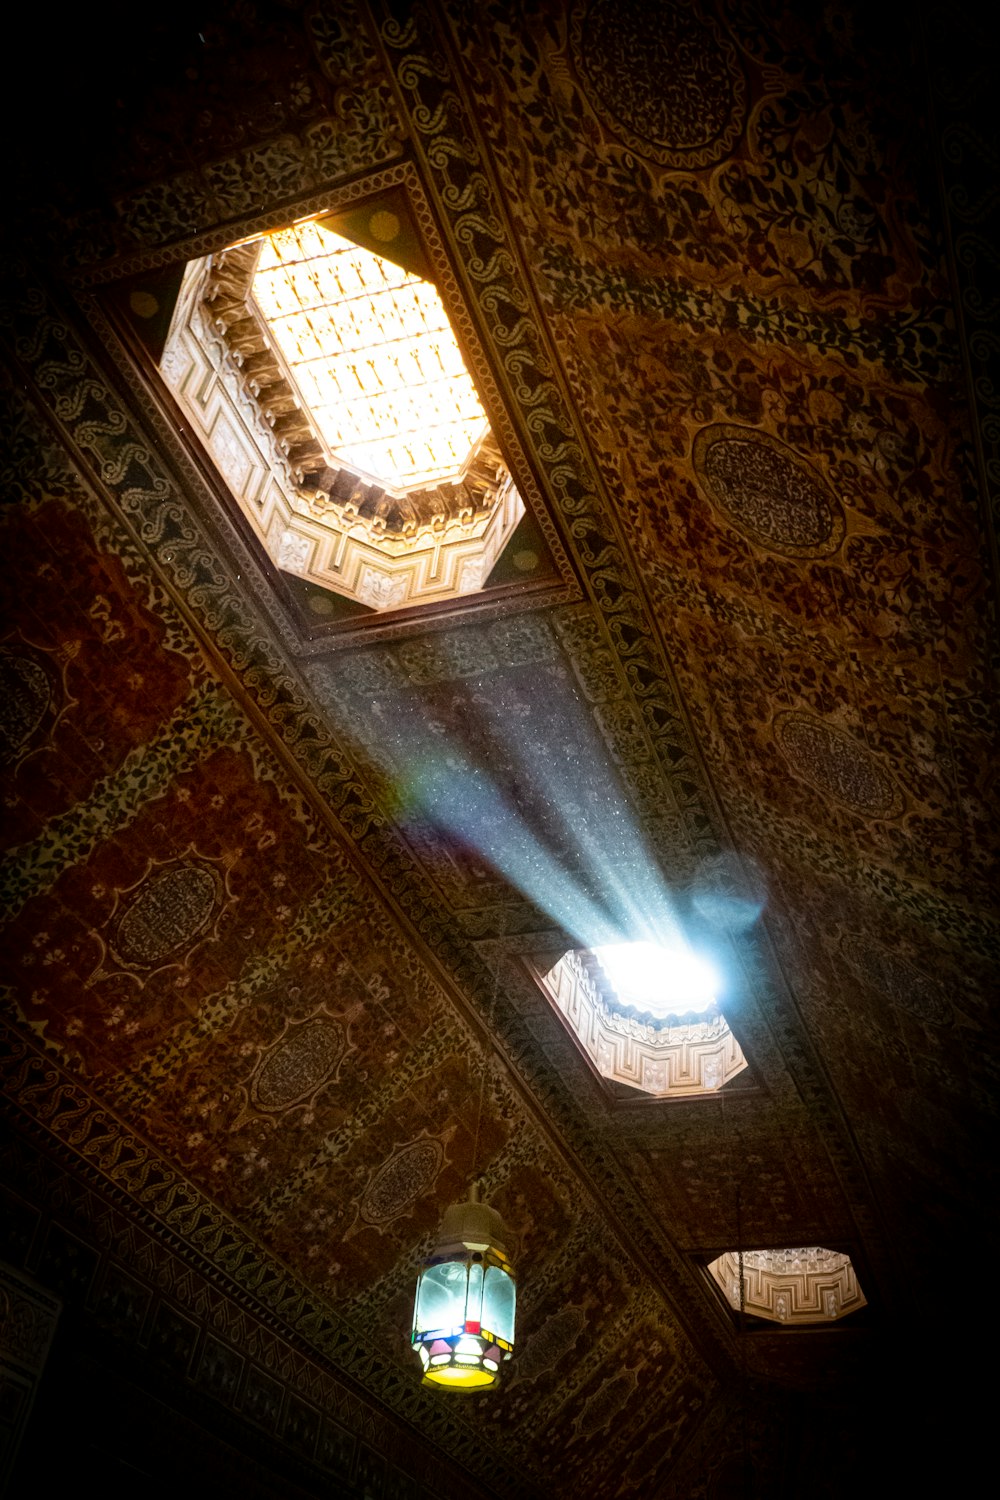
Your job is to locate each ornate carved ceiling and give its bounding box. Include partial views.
[707,1247,867,1325]
[532,949,749,1099]
[163,212,531,613]
[2,2,996,1497]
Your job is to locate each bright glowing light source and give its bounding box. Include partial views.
[411,1187,516,1392]
[594,942,718,1016]
[252,222,488,492]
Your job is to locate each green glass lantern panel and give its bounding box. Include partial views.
[466,1258,484,1320]
[482,1263,516,1343]
[415,1259,468,1334]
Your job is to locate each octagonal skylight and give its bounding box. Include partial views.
[252,221,488,494]
[593,941,718,1017]
[160,200,531,614]
[533,946,747,1099]
[708,1247,866,1324]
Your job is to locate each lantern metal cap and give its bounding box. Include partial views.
[435,1182,510,1258]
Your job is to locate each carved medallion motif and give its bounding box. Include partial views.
[841,935,949,1024]
[775,713,902,817]
[571,0,745,167]
[251,1018,347,1110]
[693,425,845,557]
[575,1371,637,1438]
[110,860,221,969]
[515,1306,585,1382]
[359,1137,444,1226]
[0,647,53,766]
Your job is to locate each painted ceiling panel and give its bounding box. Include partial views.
[2,3,995,1497]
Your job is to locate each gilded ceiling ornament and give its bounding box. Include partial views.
[0,646,54,767]
[110,861,221,969]
[512,1305,585,1383]
[572,1369,639,1441]
[774,712,903,818]
[840,935,950,1024]
[692,424,846,557]
[358,1134,447,1228]
[250,1016,348,1111]
[570,0,746,167]
[89,852,234,983]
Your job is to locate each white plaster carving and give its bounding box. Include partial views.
[707,1247,866,1324]
[276,528,311,574]
[161,254,525,612]
[533,949,748,1099]
[357,567,409,610]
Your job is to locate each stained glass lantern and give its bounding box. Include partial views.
[411,1184,516,1391]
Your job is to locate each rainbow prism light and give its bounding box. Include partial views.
[411,1184,516,1391]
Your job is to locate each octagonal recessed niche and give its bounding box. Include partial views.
[160,198,530,615]
[708,1247,866,1325]
[532,948,748,1099]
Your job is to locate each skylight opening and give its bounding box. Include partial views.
[158,195,538,616]
[251,222,489,494]
[593,941,718,1018]
[707,1247,866,1325]
[532,947,748,1100]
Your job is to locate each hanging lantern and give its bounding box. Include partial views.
[411,1183,516,1391]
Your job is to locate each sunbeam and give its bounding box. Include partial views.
[340,665,735,1007]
